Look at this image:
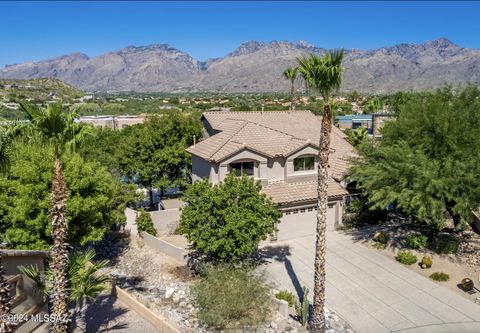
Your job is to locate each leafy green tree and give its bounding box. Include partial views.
[178,174,282,262]
[363,97,383,114]
[352,87,480,229]
[116,111,203,208]
[297,50,344,333]
[0,143,134,249]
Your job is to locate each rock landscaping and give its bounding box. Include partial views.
[89,232,354,332]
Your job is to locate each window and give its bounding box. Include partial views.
[230,161,254,176]
[294,156,315,171]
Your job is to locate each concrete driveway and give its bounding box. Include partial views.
[260,211,480,333]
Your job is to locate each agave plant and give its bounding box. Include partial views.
[20,249,110,331]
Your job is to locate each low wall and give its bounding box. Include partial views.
[124,207,181,237]
[113,285,182,333]
[151,208,181,236]
[141,232,187,264]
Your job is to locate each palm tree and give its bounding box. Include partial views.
[14,100,92,333]
[346,126,368,147]
[297,50,344,333]
[20,249,110,332]
[283,67,298,112]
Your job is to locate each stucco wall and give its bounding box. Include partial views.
[150,208,181,236]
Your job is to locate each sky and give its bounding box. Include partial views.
[1,1,479,67]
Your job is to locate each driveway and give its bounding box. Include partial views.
[260,211,480,333]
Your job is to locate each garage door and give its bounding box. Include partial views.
[275,205,337,242]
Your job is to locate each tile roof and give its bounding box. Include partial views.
[187,111,356,180]
[262,180,348,205]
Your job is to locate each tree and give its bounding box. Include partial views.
[0,143,134,249]
[352,87,480,229]
[283,67,298,112]
[116,111,203,209]
[297,50,344,333]
[14,100,92,333]
[178,173,282,262]
[363,97,383,114]
[20,250,109,332]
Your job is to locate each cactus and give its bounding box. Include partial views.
[421,256,433,269]
[295,286,310,326]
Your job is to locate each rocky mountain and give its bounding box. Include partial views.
[1,38,479,94]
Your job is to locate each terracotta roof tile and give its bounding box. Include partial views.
[262,180,348,205]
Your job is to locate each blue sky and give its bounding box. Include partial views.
[1,1,479,67]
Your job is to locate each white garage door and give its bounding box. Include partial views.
[275,204,337,242]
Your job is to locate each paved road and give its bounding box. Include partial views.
[260,216,480,333]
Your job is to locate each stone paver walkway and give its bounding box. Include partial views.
[260,230,480,333]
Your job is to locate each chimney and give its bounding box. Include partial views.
[193,135,196,147]
[261,103,264,114]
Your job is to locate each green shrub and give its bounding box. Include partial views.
[406,234,428,249]
[136,210,157,236]
[295,286,310,326]
[396,250,417,265]
[275,290,296,308]
[429,272,449,281]
[190,265,273,329]
[429,234,460,254]
[421,256,433,269]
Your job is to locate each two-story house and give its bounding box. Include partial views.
[186,111,356,234]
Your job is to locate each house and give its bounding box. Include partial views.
[186,111,356,232]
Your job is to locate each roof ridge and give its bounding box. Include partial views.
[208,121,249,160]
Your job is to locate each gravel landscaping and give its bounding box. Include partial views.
[89,232,353,332]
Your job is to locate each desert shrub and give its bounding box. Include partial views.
[406,234,428,249]
[136,210,157,236]
[373,231,389,244]
[429,233,460,254]
[421,256,433,269]
[373,242,386,250]
[430,272,449,281]
[190,265,273,329]
[396,250,417,265]
[275,290,296,308]
[295,286,310,326]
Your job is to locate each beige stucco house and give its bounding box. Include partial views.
[186,111,355,232]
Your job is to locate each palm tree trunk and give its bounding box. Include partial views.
[0,253,15,333]
[291,80,297,112]
[310,103,333,333]
[51,158,71,333]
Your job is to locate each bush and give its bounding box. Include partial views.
[136,210,157,236]
[430,272,450,281]
[275,290,296,308]
[406,234,428,249]
[179,174,281,261]
[421,256,433,269]
[396,250,417,265]
[429,234,460,254]
[190,265,273,329]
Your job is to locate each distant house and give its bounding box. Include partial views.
[336,113,395,137]
[79,115,145,129]
[186,111,356,231]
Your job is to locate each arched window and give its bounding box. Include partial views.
[293,156,315,171]
[229,161,254,176]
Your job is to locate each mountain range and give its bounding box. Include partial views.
[1,38,479,94]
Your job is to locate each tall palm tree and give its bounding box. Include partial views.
[14,100,91,333]
[297,50,344,333]
[283,67,298,112]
